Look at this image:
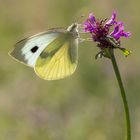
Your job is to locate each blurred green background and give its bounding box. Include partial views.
[0,0,139,140]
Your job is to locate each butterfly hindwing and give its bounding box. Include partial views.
[9,31,63,67]
[34,33,78,80]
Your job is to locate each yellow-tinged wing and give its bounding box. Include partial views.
[34,34,78,80]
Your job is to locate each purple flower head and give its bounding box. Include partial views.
[83,11,131,49]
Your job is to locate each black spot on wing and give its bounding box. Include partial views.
[31,46,39,53]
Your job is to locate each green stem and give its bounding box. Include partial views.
[109,49,131,140]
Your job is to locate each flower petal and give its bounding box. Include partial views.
[106,11,117,26]
[111,22,131,40]
[111,22,123,35]
[83,13,96,32]
[88,13,96,23]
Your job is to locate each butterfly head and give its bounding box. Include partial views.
[67,23,79,39]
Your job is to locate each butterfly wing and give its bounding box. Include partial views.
[9,30,64,67]
[34,33,78,80]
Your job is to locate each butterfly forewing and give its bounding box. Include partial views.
[9,31,63,67]
[34,33,78,80]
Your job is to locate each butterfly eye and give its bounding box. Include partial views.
[31,46,39,53]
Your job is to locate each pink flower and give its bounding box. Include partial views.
[83,11,131,49]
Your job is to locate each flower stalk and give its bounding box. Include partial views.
[108,48,131,140]
[83,11,131,140]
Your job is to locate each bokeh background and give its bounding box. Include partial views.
[0,0,139,140]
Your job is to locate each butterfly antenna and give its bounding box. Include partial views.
[79,38,93,43]
[74,15,87,34]
[74,15,84,23]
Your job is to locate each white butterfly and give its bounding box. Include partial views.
[9,23,80,80]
